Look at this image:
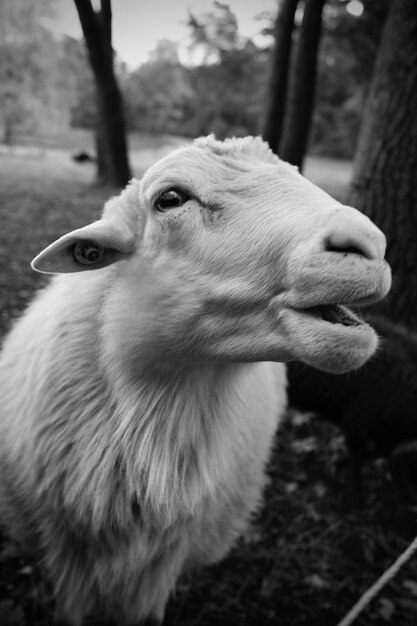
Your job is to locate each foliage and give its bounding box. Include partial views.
[122,41,195,136]
[311,0,388,157]
[60,35,97,129]
[184,40,269,138]
[118,0,387,155]
[0,0,70,144]
[0,0,388,158]
[186,1,241,64]
[122,5,269,139]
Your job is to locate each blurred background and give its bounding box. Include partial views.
[1,1,417,625]
[0,0,387,183]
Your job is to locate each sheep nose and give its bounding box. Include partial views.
[323,207,386,262]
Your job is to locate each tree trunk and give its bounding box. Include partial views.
[349,0,417,329]
[262,0,299,154]
[74,0,131,188]
[95,120,109,183]
[280,0,326,169]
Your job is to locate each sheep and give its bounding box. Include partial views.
[0,135,391,625]
[287,315,417,506]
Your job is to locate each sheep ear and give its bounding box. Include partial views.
[31,219,135,274]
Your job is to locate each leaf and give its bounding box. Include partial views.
[403,579,417,596]
[291,410,315,427]
[304,574,329,590]
[291,437,318,454]
[313,482,327,498]
[260,577,275,598]
[378,597,395,621]
[328,434,346,453]
[284,482,298,494]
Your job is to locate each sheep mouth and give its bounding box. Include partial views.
[303,304,364,327]
[278,302,377,373]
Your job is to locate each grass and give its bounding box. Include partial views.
[0,135,417,626]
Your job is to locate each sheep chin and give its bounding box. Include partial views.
[279,307,378,374]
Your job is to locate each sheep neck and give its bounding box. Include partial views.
[106,361,259,527]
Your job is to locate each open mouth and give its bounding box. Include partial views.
[305,304,363,327]
[278,300,378,373]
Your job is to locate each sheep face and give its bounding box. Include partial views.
[32,136,391,374]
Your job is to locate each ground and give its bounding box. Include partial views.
[0,132,416,626]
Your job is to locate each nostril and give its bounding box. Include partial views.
[323,208,386,261]
[324,235,374,261]
[325,241,369,258]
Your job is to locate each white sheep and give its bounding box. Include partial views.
[0,136,391,625]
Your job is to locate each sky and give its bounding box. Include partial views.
[53,0,277,69]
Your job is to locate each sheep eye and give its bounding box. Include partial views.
[156,189,189,212]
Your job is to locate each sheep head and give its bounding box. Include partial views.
[32,136,391,374]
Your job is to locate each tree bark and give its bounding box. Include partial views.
[349,0,417,329]
[262,0,299,154]
[280,0,326,169]
[74,0,131,188]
